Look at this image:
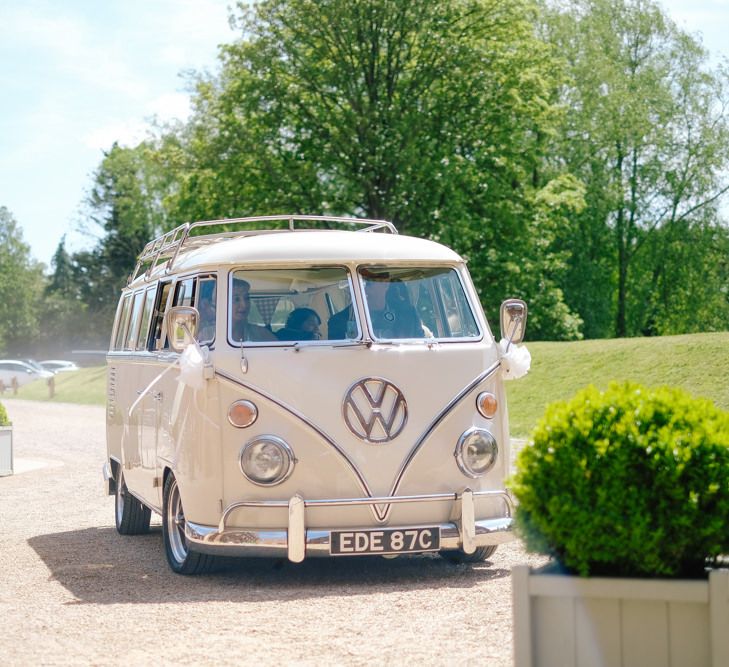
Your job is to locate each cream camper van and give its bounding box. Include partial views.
[104,216,529,574]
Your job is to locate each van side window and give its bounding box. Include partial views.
[196,277,217,345]
[110,296,124,350]
[149,282,172,351]
[174,278,195,308]
[163,277,198,350]
[113,294,132,350]
[135,287,157,350]
[124,291,145,351]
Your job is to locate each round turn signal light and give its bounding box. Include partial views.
[228,400,258,428]
[476,392,498,419]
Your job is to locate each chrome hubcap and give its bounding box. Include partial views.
[166,478,188,564]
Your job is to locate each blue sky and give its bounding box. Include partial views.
[0,0,233,267]
[0,0,727,269]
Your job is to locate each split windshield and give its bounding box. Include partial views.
[228,266,480,344]
[358,267,480,341]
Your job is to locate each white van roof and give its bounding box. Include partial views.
[129,216,464,286]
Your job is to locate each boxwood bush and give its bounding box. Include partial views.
[0,401,9,427]
[511,382,729,577]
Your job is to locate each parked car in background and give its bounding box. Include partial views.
[39,360,80,373]
[21,359,47,374]
[0,360,54,389]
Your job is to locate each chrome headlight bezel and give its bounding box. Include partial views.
[455,428,498,478]
[239,435,295,486]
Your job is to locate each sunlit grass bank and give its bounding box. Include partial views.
[4,366,106,406]
[507,332,729,437]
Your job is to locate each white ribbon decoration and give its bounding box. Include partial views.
[178,343,206,391]
[498,338,531,381]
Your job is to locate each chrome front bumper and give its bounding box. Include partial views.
[184,489,515,562]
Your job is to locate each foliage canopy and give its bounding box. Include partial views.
[4,0,729,355]
[0,207,44,353]
[542,0,729,338]
[156,0,584,339]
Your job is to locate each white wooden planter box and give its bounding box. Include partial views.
[513,565,729,667]
[0,425,12,476]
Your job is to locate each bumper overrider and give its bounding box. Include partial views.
[184,489,515,562]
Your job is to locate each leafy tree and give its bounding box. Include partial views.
[157,0,583,339]
[36,142,167,352]
[542,0,729,337]
[38,237,94,354]
[85,142,163,297]
[0,207,44,353]
[70,142,166,340]
[638,210,729,335]
[46,236,74,295]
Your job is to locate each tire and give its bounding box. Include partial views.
[115,472,151,535]
[162,473,217,575]
[439,545,497,564]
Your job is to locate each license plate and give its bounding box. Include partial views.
[330,527,441,556]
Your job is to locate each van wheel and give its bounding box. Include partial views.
[439,545,497,563]
[115,472,151,535]
[163,473,217,575]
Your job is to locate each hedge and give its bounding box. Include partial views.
[511,382,729,577]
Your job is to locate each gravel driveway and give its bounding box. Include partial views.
[0,399,545,666]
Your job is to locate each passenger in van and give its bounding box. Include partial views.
[231,278,277,342]
[276,307,322,341]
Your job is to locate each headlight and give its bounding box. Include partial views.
[455,428,498,478]
[239,436,295,486]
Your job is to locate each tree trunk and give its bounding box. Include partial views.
[616,229,628,337]
[615,145,627,338]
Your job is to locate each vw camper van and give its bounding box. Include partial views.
[104,216,528,574]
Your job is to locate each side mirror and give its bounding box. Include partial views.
[500,298,527,345]
[165,306,199,352]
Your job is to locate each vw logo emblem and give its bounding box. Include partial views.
[342,378,407,443]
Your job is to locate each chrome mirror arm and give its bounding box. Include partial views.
[239,339,248,373]
[504,314,523,354]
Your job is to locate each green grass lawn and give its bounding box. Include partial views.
[506,331,729,437]
[2,366,107,406]
[2,332,728,436]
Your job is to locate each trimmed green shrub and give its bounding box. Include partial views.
[0,401,9,426]
[511,382,729,577]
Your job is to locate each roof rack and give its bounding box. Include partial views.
[128,215,398,284]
